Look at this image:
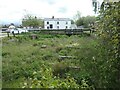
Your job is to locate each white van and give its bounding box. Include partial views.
[8,28,28,34]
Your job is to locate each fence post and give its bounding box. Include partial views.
[6,31,10,37]
[12,31,15,37]
[7,32,9,37]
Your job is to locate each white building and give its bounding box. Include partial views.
[71,24,77,29]
[44,17,71,29]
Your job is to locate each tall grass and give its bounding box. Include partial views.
[2,33,98,88]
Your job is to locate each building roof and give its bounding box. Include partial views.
[44,18,71,21]
[9,25,15,29]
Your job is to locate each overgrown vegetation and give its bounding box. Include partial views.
[2,1,120,89]
[95,1,120,88]
[75,15,96,28]
[2,33,98,89]
[22,14,44,28]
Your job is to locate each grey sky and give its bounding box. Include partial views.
[0,0,98,24]
[58,7,68,13]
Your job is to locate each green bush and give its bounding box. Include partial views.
[93,2,120,88]
[22,65,79,88]
[2,33,97,88]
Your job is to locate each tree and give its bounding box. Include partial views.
[2,25,8,28]
[75,17,84,26]
[73,11,81,22]
[92,0,98,13]
[22,14,44,28]
[83,16,96,27]
[73,11,96,28]
[75,16,96,28]
[91,0,120,88]
[71,20,75,24]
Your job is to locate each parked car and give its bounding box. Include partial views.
[17,28,28,33]
[8,28,28,34]
[2,28,8,33]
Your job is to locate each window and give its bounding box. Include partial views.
[47,26,49,29]
[47,22,49,24]
[50,24,53,29]
[57,22,59,24]
[66,26,68,29]
[57,26,59,29]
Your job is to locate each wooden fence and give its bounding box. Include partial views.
[2,28,94,37]
[38,28,93,35]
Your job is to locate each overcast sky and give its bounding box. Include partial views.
[0,0,97,25]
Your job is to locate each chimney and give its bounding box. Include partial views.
[52,16,54,19]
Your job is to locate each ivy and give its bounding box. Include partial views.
[96,1,120,88]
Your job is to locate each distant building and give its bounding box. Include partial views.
[7,23,16,32]
[77,26,84,29]
[8,23,15,29]
[70,24,77,29]
[44,16,71,29]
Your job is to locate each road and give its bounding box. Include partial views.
[0,33,12,38]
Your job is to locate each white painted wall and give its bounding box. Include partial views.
[44,18,71,29]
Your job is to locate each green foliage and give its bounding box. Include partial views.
[2,34,96,89]
[52,62,69,78]
[75,17,84,26]
[2,2,120,88]
[22,14,44,28]
[22,65,79,88]
[94,1,120,88]
[75,16,96,28]
[92,0,98,13]
[1,25,8,28]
